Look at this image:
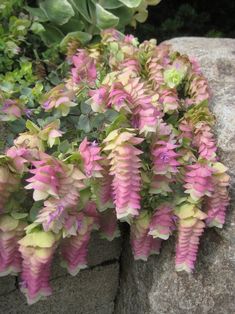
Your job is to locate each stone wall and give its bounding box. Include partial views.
[115,37,235,314]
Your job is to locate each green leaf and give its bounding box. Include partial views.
[26,6,49,22]
[26,120,40,133]
[0,81,14,93]
[11,211,28,220]
[96,3,119,29]
[59,140,70,153]
[29,202,43,222]
[69,0,92,23]
[77,114,91,133]
[111,6,133,28]
[90,114,106,129]
[40,24,65,45]
[59,16,84,33]
[30,22,45,34]
[60,31,92,52]
[105,113,128,135]
[39,0,75,25]
[118,0,142,8]
[80,102,92,114]
[8,118,26,134]
[104,109,119,122]
[98,0,123,9]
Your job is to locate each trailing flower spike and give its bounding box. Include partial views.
[149,204,175,240]
[0,215,26,276]
[0,29,230,303]
[61,212,95,276]
[205,163,230,228]
[19,230,58,304]
[184,163,214,201]
[175,202,207,272]
[131,211,162,261]
[103,129,143,222]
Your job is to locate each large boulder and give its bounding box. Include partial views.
[116,38,235,314]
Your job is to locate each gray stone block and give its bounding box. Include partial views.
[0,263,119,314]
[0,275,16,296]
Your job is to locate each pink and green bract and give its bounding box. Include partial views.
[0,28,230,304]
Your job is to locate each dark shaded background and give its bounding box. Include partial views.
[133,0,235,42]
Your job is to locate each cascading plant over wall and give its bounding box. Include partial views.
[0,28,230,304]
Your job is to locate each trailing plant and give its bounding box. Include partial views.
[0,29,230,304]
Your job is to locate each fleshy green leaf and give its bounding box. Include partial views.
[39,0,75,25]
[98,0,123,9]
[30,22,45,34]
[11,212,28,220]
[40,24,65,45]
[26,6,49,22]
[96,3,119,29]
[118,0,142,8]
[26,120,40,133]
[77,115,91,133]
[69,0,92,23]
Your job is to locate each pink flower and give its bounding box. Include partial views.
[39,120,63,148]
[42,84,76,116]
[71,50,97,86]
[60,213,95,276]
[193,123,217,161]
[25,156,64,201]
[151,140,180,177]
[1,99,24,120]
[6,147,35,174]
[179,119,193,140]
[205,163,230,227]
[189,57,202,75]
[131,211,162,261]
[36,165,86,233]
[124,34,136,44]
[146,44,171,90]
[184,163,214,201]
[126,78,161,135]
[0,215,26,276]
[119,58,140,75]
[185,73,210,106]
[149,204,175,240]
[18,230,57,304]
[159,88,179,113]
[175,219,205,272]
[103,130,143,221]
[79,138,103,178]
[133,94,161,135]
[88,86,109,112]
[108,82,132,112]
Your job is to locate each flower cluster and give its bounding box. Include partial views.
[0,29,229,303]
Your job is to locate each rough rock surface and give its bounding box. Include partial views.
[0,233,121,314]
[115,38,235,314]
